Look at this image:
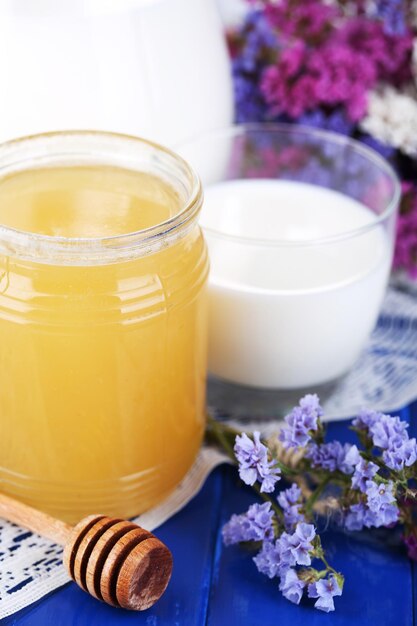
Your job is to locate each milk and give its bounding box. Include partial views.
[202,179,392,389]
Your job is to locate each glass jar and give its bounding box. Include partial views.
[0,131,208,523]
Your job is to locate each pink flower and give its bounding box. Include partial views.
[337,18,413,85]
[264,0,340,41]
[256,1,414,122]
[261,39,376,121]
[393,183,417,279]
[403,532,417,561]
[308,43,376,120]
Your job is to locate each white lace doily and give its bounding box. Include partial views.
[1,285,417,619]
[324,287,417,418]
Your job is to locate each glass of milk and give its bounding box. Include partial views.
[179,124,400,417]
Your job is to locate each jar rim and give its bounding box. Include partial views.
[0,130,202,265]
[178,123,401,249]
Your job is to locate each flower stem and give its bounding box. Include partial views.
[305,475,332,515]
[206,414,236,461]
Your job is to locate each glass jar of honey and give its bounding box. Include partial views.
[0,131,208,523]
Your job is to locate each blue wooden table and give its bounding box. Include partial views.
[4,402,417,626]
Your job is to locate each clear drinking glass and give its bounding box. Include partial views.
[179,124,400,418]
[0,131,208,522]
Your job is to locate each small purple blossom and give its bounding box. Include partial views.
[351,458,379,492]
[366,480,396,509]
[306,441,357,474]
[234,431,281,493]
[278,523,316,567]
[277,484,305,529]
[279,568,306,605]
[369,414,409,449]
[382,437,417,471]
[280,394,322,449]
[352,409,382,430]
[345,480,400,530]
[360,133,396,160]
[344,444,361,467]
[253,540,284,578]
[368,503,400,527]
[345,502,369,531]
[344,501,394,531]
[308,575,343,612]
[375,0,409,36]
[222,502,274,546]
[298,108,354,136]
[277,483,301,507]
[363,480,400,526]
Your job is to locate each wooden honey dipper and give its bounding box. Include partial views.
[0,492,173,611]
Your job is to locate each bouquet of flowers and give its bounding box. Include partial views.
[208,395,417,612]
[228,0,417,280]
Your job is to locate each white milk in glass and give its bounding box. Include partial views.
[202,180,391,389]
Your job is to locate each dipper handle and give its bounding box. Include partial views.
[0,491,72,545]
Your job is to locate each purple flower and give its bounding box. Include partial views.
[277,483,301,507]
[343,444,361,468]
[345,480,400,531]
[308,575,343,612]
[253,540,284,579]
[279,568,306,605]
[345,502,369,531]
[233,70,267,123]
[369,414,409,449]
[366,480,396,510]
[352,409,382,430]
[280,394,322,449]
[367,503,400,527]
[306,442,357,474]
[222,502,274,546]
[298,108,354,136]
[277,484,305,529]
[382,437,417,471]
[376,0,409,36]
[278,523,316,567]
[231,9,277,123]
[234,431,281,493]
[364,480,400,526]
[359,133,396,160]
[351,458,379,493]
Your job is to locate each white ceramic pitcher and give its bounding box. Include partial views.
[0,0,233,145]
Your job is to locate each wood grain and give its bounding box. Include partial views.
[0,492,72,545]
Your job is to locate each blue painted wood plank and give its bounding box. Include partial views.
[3,467,225,626]
[207,419,414,626]
[408,400,417,626]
